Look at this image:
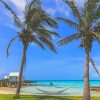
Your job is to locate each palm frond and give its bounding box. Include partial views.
[84,0,100,26]
[25,0,40,14]
[91,6,100,22]
[86,0,99,12]
[13,16,22,29]
[63,0,85,27]
[36,29,52,40]
[56,17,80,30]
[38,35,57,53]
[41,10,58,28]
[7,36,17,57]
[89,57,100,78]
[0,0,23,30]
[44,16,58,29]
[37,29,60,38]
[24,0,41,26]
[92,22,100,33]
[31,35,45,49]
[44,16,58,28]
[59,33,82,46]
[25,0,57,29]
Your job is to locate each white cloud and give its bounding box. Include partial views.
[45,8,56,16]
[44,0,86,17]
[9,0,26,11]
[54,0,69,16]
[43,0,69,17]
[9,0,27,21]
[2,0,27,30]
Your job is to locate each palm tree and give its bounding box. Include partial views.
[57,0,100,100]
[5,0,60,97]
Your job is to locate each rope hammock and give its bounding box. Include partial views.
[36,87,70,95]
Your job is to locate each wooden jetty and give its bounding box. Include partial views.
[90,86,100,92]
[0,79,35,87]
[0,72,37,88]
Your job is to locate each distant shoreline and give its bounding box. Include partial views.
[30,80,100,81]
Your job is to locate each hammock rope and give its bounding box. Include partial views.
[36,87,70,95]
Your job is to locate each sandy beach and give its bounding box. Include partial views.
[0,87,15,94]
[0,87,35,95]
[0,87,100,96]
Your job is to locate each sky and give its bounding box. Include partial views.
[0,0,100,80]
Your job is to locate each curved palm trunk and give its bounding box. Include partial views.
[83,47,90,100]
[16,45,27,96]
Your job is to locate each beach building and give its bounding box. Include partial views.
[0,72,20,87]
[4,72,19,82]
[4,72,25,82]
[0,72,34,87]
[9,72,19,82]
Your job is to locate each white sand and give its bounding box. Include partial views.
[0,87,100,96]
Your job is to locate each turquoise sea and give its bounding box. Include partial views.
[21,80,100,96]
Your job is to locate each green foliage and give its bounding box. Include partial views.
[58,0,100,51]
[0,0,60,55]
[7,36,17,57]
[58,33,82,46]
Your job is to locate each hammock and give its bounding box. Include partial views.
[36,87,70,95]
[36,79,83,95]
[36,78,84,95]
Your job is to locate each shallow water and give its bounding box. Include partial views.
[21,80,100,96]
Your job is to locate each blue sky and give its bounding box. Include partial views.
[0,0,100,80]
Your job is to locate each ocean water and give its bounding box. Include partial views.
[21,80,100,96]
